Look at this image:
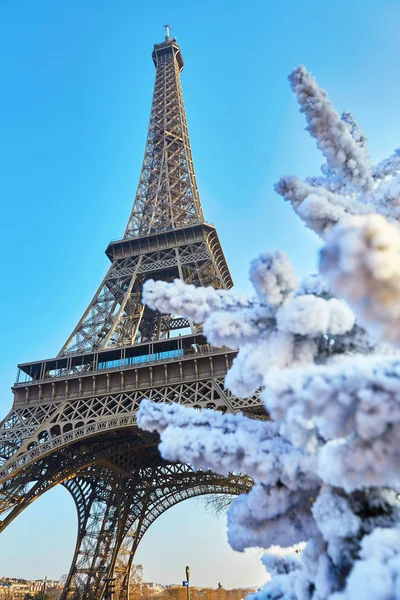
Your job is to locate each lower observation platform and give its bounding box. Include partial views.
[13,334,237,409]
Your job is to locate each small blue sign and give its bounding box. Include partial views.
[182,581,189,587]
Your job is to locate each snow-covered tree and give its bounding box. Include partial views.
[137,66,400,599]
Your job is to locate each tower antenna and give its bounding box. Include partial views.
[164,23,170,40]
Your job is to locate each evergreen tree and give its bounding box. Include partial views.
[138,66,400,598]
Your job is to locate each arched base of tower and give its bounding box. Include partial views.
[61,463,251,600]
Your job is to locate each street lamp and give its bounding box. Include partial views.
[185,566,190,600]
[42,576,47,600]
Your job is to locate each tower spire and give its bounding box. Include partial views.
[123,34,204,239]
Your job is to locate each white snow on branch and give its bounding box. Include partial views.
[276,295,354,337]
[274,176,371,236]
[321,214,400,344]
[275,69,400,246]
[227,484,318,551]
[341,112,367,148]
[248,572,298,600]
[249,252,299,306]
[225,335,320,398]
[143,251,363,400]
[370,173,400,219]
[330,526,400,600]
[289,66,373,190]
[372,148,400,179]
[137,399,317,488]
[263,356,400,491]
[312,486,361,564]
[203,306,274,349]
[262,545,303,576]
[305,173,356,195]
[142,278,253,322]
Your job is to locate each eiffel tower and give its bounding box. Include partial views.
[0,29,263,600]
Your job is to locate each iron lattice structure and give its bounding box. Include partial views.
[0,32,265,600]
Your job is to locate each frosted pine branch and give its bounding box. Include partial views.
[263,357,400,491]
[262,545,303,576]
[249,252,299,306]
[305,174,355,195]
[369,173,400,219]
[274,176,371,236]
[138,63,400,599]
[289,67,373,190]
[341,112,367,148]
[203,307,274,348]
[142,278,253,322]
[276,295,354,337]
[275,68,400,245]
[372,148,400,179]
[227,484,319,551]
[248,573,298,600]
[330,525,400,600]
[137,400,317,488]
[143,253,363,398]
[321,214,400,344]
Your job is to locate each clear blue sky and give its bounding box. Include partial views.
[1,0,400,588]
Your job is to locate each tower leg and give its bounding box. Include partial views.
[111,464,253,600]
[61,477,124,600]
[113,511,148,600]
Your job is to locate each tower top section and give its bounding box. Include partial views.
[123,32,202,239]
[152,33,184,72]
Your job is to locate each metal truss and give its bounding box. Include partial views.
[0,378,262,489]
[0,32,265,600]
[0,429,252,600]
[59,234,229,355]
[61,462,251,600]
[124,38,204,238]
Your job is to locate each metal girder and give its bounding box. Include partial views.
[58,237,228,354]
[0,378,262,489]
[61,463,251,600]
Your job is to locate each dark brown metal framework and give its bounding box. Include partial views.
[0,32,264,600]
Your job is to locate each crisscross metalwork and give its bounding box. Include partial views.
[124,39,204,238]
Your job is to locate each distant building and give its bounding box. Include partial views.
[29,579,62,593]
[146,582,165,593]
[0,577,63,599]
[0,579,30,599]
